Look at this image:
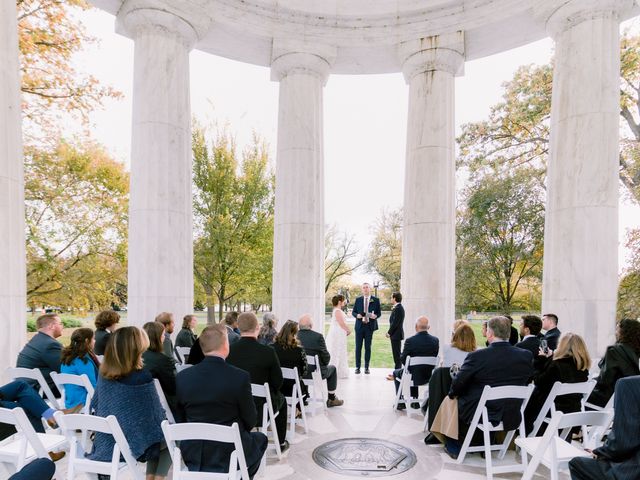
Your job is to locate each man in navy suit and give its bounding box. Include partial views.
[16,314,63,397]
[351,282,382,374]
[176,324,267,478]
[445,316,533,458]
[515,314,543,358]
[386,292,405,375]
[569,375,640,480]
[542,313,561,351]
[393,316,439,409]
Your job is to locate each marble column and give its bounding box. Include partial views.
[271,43,335,332]
[117,9,196,328]
[399,34,464,342]
[0,0,26,372]
[536,0,633,357]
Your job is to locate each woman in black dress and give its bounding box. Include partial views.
[272,320,308,403]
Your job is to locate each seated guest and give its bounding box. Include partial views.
[258,312,278,346]
[227,313,290,452]
[481,320,489,347]
[444,316,533,458]
[89,326,170,480]
[16,313,62,397]
[175,315,198,349]
[524,333,590,434]
[504,315,519,346]
[142,322,177,413]
[588,318,640,408]
[516,314,543,359]
[93,310,120,356]
[569,375,640,480]
[442,324,476,368]
[272,320,309,403]
[393,316,439,410]
[224,311,241,344]
[297,314,344,407]
[542,313,561,351]
[60,328,99,409]
[176,325,267,477]
[155,312,176,358]
[0,380,82,441]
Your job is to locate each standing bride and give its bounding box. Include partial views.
[326,294,352,379]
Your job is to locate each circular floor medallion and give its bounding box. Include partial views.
[312,437,417,477]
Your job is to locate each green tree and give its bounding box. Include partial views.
[325,225,365,293]
[192,125,275,324]
[456,169,545,313]
[618,228,640,319]
[366,208,402,291]
[25,140,129,310]
[17,0,120,135]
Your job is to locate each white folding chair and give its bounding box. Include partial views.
[457,384,535,480]
[251,383,282,459]
[176,364,193,373]
[161,420,254,480]
[50,372,95,415]
[0,407,66,472]
[5,367,60,410]
[393,355,439,411]
[175,347,191,365]
[585,392,614,412]
[96,355,104,363]
[281,367,309,440]
[529,380,596,437]
[54,411,144,480]
[589,358,601,380]
[302,355,327,415]
[153,379,176,424]
[516,410,614,480]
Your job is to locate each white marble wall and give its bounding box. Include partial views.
[271,45,334,332]
[537,0,634,357]
[118,9,196,328]
[399,35,464,343]
[0,0,26,372]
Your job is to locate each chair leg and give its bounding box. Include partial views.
[483,427,493,480]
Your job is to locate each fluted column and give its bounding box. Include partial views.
[399,33,464,342]
[0,0,26,371]
[271,42,335,332]
[536,0,633,357]
[117,8,196,327]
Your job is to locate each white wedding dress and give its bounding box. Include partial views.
[326,308,349,379]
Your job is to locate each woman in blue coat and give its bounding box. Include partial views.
[60,328,99,409]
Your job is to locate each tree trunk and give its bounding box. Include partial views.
[217,285,225,322]
[204,286,216,325]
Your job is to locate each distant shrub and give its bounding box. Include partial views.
[27,319,37,332]
[61,317,83,328]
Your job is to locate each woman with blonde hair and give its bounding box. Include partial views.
[89,326,170,480]
[524,332,591,434]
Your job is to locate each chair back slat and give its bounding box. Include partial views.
[5,367,60,409]
[153,379,175,424]
[408,356,439,367]
[163,421,237,443]
[281,367,297,380]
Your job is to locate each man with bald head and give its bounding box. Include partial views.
[297,314,344,407]
[175,324,267,476]
[393,316,440,410]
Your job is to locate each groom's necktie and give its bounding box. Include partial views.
[364,297,369,323]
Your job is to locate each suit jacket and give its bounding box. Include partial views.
[543,327,561,351]
[272,344,308,399]
[175,356,264,473]
[450,341,533,429]
[516,335,541,359]
[509,326,519,346]
[226,337,284,420]
[387,304,405,341]
[593,375,640,480]
[162,333,174,358]
[175,328,197,349]
[226,325,240,345]
[94,329,111,356]
[352,295,381,332]
[399,331,439,386]
[16,332,62,396]
[142,349,177,412]
[589,343,640,407]
[297,329,331,378]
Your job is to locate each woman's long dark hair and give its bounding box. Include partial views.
[61,328,94,365]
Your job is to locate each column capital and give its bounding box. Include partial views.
[398,31,465,84]
[116,1,200,48]
[534,0,635,36]
[270,39,336,85]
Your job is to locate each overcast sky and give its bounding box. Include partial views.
[74,10,640,281]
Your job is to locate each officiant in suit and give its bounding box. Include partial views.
[352,283,381,374]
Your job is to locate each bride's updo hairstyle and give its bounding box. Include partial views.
[331,294,345,307]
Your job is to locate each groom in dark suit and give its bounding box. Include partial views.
[386,292,405,375]
[352,282,381,374]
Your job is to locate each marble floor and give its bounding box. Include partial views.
[5,369,568,479]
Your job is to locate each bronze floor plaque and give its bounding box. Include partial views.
[312,438,417,476]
